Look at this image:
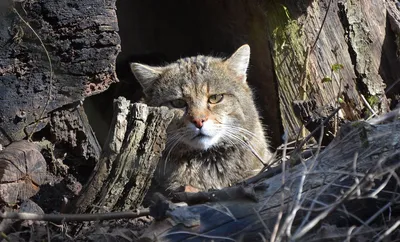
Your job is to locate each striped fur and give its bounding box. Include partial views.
[131,45,273,191]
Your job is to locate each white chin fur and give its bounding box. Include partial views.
[183,120,222,150]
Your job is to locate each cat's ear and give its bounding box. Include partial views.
[225,44,250,80]
[130,63,164,91]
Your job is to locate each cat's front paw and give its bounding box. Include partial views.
[183,185,200,193]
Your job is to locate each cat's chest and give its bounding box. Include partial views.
[181,146,239,166]
[157,145,253,190]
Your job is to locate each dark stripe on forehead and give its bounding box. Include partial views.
[177,56,210,74]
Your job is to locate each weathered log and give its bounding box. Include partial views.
[49,103,101,167]
[141,120,400,241]
[69,98,174,214]
[0,0,119,145]
[266,0,400,140]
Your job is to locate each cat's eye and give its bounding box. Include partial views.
[170,99,187,108]
[208,94,224,104]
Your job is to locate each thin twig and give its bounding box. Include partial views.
[292,177,362,239]
[376,220,400,241]
[279,124,325,240]
[163,231,236,242]
[0,209,150,222]
[360,94,378,120]
[13,7,53,140]
[300,198,377,233]
[351,199,397,237]
[270,132,289,242]
[294,0,333,149]
[293,151,400,240]
[367,108,400,125]
[310,0,333,51]
[253,208,271,236]
[384,78,400,94]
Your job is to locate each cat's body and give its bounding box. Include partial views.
[131,45,272,192]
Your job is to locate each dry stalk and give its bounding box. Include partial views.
[292,150,400,240]
[270,130,289,242]
[276,123,325,240]
[163,231,236,241]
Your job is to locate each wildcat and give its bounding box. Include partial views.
[130,45,273,192]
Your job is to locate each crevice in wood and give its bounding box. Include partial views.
[337,2,368,113]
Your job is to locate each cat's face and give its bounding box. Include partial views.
[131,45,255,150]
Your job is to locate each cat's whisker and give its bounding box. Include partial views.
[162,131,192,176]
[225,125,261,140]
[219,129,249,147]
[214,123,259,137]
[223,130,267,165]
[212,128,241,149]
[162,136,183,176]
[215,124,264,145]
[164,134,182,153]
[223,130,251,147]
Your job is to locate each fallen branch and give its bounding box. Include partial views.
[0,209,150,223]
[172,183,269,205]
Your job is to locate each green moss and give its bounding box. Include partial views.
[265,3,308,135]
[367,95,380,107]
[266,4,306,87]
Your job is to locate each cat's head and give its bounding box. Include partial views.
[130,45,258,150]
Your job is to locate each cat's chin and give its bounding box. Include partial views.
[184,134,220,150]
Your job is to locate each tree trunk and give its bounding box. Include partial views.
[266,0,400,140]
[70,98,174,214]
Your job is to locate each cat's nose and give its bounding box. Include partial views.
[192,117,207,129]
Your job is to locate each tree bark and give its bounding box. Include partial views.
[70,98,174,214]
[0,0,119,145]
[266,0,400,140]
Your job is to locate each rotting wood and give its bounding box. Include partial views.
[0,0,120,145]
[292,99,337,146]
[69,98,174,214]
[50,103,101,166]
[141,120,400,241]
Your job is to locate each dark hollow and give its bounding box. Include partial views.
[84,0,283,149]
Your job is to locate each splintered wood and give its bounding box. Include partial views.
[70,98,174,214]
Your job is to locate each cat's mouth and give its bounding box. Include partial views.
[183,124,221,150]
[191,133,210,140]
